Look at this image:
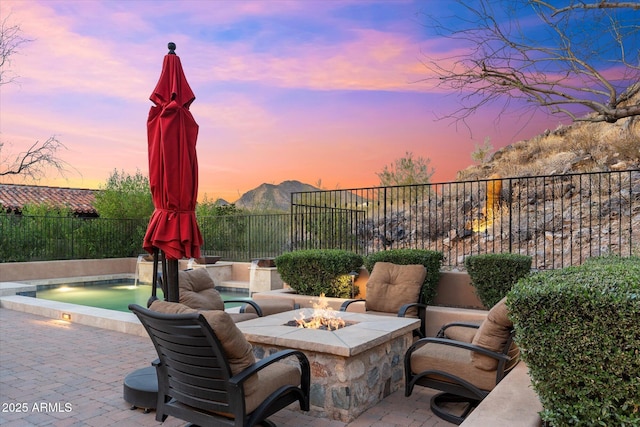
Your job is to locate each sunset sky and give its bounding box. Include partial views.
[1,0,577,202]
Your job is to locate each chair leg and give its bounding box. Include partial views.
[430,392,480,425]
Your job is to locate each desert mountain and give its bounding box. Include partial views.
[234,180,321,211]
[233,96,638,212]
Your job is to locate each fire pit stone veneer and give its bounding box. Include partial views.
[236,308,420,422]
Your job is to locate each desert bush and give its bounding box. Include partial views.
[364,249,444,305]
[611,130,640,161]
[507,255,640,426]
[275,250,363,298]
[464,253,532,308]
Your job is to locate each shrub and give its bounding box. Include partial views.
[464,253,532,308]
[275,250,364,298]
[507,255,640,426]
[365,249,444,305]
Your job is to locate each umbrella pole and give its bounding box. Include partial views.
[166,259,179,303]
[160,251,168,299]
[147,247,160,307]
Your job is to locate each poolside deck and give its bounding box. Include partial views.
[0,307,454,427]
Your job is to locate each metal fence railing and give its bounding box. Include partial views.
[198,213,291,261]
[2,170,638,268]
[0,216,148,262]
[291,170,640,270]
[0,213,291,263]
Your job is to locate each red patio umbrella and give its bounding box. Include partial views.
[143,42,203,302]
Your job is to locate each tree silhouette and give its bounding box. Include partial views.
[419,0,640,124]
[0,14,68,181]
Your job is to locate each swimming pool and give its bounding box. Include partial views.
[35,279,251,312]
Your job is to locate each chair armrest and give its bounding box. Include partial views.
[229,349,311,388]
[437,322,481,338]
[406,337,511,363]
[397,302,427,317]
[398,302,428,338]
[340,299,366,312]
[224,299,263,317]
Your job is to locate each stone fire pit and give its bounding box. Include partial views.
[236,308,419,422]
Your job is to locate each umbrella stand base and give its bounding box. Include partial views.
[123,366,158,413]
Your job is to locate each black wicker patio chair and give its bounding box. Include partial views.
[129,303,310,427]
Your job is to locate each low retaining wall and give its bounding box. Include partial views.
[461,363,542,427]
[0,259,483,307]
[0,258,136,282]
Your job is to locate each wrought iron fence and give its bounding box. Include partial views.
[0,215,148,262]
[291,170,640,270]
[0,213,291,263]
[3,170,638,267]
[198,213,291,261]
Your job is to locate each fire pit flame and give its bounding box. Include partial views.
[295,293,346,331]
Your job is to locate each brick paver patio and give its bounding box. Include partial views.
[0,308,453,427]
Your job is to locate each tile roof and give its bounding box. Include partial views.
[0,184,99,215]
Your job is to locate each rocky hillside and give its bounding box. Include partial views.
[363,108,640,269]
[234,180,320,211]
[457,106,639,181]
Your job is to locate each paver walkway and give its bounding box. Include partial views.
[0,308,454,427]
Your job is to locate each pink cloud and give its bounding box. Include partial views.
[1,0,566,205]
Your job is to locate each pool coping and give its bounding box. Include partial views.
[1,276,147,336]
[0,277,248,338]
[1,274,134,295]
[0,294,147,336]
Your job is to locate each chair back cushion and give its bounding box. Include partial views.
[178,268,225,310]
[471,297,513,370]
[365,262,427,314]
[149,300,256,377]
[199,310,257,377]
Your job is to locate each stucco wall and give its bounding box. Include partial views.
[0,258,136,282]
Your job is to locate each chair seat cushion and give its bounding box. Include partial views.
[441,325,480,343]
[242,299,296,316]
[178,268,224,310]
[410,342,498,391]
[150,300,196,315]
[228,312,260,323]
[364,310,419,320]
[365,262,427,314]
[244,361,302,413]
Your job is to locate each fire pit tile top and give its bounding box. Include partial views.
[236,308,419,357]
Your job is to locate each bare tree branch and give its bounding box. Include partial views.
[0,137,70,180]
[0,13,32,86]
[418,0,640,125]
[0,14,71,181]
[543,1,640,17]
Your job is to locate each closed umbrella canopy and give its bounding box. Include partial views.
[143,42,203,301]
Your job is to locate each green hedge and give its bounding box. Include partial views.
[464,253,532,308]
[364,249,444,305]
[275,250,364,298]
[507,255,640,426]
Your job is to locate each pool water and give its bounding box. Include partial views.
[36,280,251,313]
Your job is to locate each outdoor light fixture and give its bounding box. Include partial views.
[61,313,72,321]
[348,271,359,299]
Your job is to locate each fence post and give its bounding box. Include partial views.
[508,177,513,253]
[383,187,387,247]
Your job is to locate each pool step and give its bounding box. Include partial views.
[219,280,249,292]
